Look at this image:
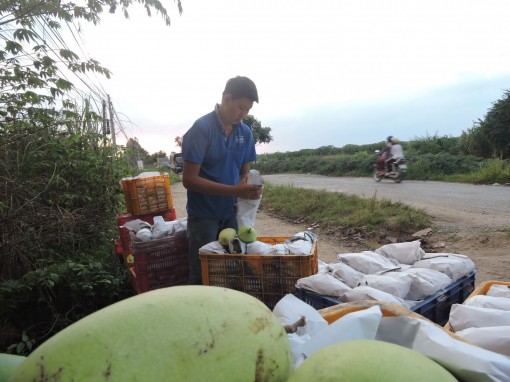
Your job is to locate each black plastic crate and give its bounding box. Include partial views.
[295,271,476,326]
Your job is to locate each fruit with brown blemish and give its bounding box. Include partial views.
[8,286,292,381]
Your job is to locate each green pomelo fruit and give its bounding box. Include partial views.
[218,227,237,245]
[238,225,257,243]
[8,286,292,382]
[0,354,26,382]
[288,339,457,382]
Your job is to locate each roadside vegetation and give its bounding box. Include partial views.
[253,134,510,185]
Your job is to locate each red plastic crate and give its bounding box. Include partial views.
[131,232,189,293]
[117,208,176,253]
[129,267,140,294]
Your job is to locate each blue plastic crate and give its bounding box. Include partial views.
[294,287,341,309]
[409,271,476,326]
[295,271,476,326]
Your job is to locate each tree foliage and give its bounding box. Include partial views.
[1,0,181,123]
[244,114,273,146]
[459,89,510,159]
[0,0,182,354]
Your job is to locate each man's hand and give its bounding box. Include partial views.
[236,182,262,200]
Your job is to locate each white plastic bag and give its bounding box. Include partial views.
[236,170,263,228]
[199,241,227,254]
[152,217,187,239]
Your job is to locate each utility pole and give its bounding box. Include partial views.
[107,94,116,146]
[102,100,109,146]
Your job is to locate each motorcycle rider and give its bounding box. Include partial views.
[376,136,393,175]
[386,137,405,172]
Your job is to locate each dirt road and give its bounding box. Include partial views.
[171,175,510,285]
[262,174,510,231]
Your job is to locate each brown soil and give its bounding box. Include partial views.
[171,182,510,286]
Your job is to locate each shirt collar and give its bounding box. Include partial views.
[214,104,241,133]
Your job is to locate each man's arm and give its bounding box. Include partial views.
[182,161,261,200]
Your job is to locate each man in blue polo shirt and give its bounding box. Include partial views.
[182,76,263,284]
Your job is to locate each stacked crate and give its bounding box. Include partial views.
[118,173,189,293]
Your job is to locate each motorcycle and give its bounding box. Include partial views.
[373,150,407,183]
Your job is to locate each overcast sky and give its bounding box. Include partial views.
[81,0,510,154]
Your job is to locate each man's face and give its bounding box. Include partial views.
[222,96,254,125]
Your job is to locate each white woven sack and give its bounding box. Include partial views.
[358,273,412,299]
[449,304,510,332]
[375,240,425,265]
[326,261,365,288]
[455,326,510,356]
[402,268,453,300]
[337,251,400,275]
[342,285,409,308]
[487,284,510,298]
[296,273,351,298]
[412,253,475,281]
[464,295,510,311]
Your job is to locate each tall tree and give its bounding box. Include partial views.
[460,89,510,159]
[244,114,273,146]
[1,0,182,124]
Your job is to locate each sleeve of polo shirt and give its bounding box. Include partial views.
[182,121,208,165]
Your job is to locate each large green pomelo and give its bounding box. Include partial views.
[8,286,292,382]
[0,354,25,381]
[288,339,457,382]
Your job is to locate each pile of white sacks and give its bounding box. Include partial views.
[449,284,510,356]
[296,240,476,308]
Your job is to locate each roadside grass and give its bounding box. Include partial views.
[260,184,431,235]
[139,164,432,235]
[442,159,510,184]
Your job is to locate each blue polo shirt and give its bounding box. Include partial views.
[182,109,257,219]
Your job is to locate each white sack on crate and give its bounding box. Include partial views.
[449,304,510,332]
[411,253,475,281]
[327,261,365,288]
[152,217,187,239]
[464,295,510,311]
[455,326,510,356]
[375,240,425,265]
[342,285,410,308]
[487,284,510,298]
[401,268,453,300]
[236,170,264,228]
[337,251,400,274]
[296,273,351,298]
[358,273,413,299]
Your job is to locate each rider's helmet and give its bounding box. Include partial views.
[387,136,393,142]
